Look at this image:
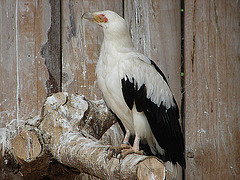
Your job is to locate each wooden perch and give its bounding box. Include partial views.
[1,92,165,179]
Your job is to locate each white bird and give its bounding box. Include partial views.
[83,10,185,177]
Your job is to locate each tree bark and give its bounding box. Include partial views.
[0,92,165,179]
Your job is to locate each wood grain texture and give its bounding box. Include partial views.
[11,130,42,161]
[0,0,52,128]
[0,1,18,127]
[17,0,39,121]
[184,0,240,179]
[61,0,123,100]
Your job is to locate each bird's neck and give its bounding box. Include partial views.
[102,30,135,53]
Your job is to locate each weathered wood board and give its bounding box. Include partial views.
[0,0,50,128]
[184,0,240,179]
[0,1,18,127]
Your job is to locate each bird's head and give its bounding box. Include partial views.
[82,10,128,34]
[83,10,134,49]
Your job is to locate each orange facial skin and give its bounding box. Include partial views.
[94,14,108,23]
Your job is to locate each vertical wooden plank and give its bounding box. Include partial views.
[35,0,51,108]
[61,0,123,100]
[184,0,211,178]
[124,0,182,179]
[0,1,17,127]
[17,0,39,120]
[224,0,240,178]
[184,0,240,179]
[0,0,52,128]
[17,0,51,121]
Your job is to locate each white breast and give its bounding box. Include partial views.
[96,45,135,134]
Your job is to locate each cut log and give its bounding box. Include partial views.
[1,92,166,179]
[11,130,42,161]
[39,92,166,179]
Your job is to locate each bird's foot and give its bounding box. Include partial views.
[118,146,144,160]
[106,143,143,161]
[106,143,131,160]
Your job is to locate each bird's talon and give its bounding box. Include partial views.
[112,149,116,156]
[106,144,144,162]
[106,147,110,152]
[119,155,123,162]
[105,155,109,163]
[115,150,122,157]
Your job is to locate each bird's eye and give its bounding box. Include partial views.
[98,14,108,23]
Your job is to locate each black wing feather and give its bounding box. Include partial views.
[121,61,186,168]
[121,76,135,110]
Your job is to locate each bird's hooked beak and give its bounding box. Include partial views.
[82,12,94,21]
[82,12,108,24]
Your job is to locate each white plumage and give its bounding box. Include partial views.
[83,10,185,177]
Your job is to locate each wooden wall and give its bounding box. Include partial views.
[184,0,240,179]
[0,0,50,127]
[0,0,239,179]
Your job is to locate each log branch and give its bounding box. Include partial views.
[0,92,165,179]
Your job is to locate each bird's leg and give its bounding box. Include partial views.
[106,130,131,160]
[106,131,144,160]
[121,129,131,147]
[118,133,143,159]
[132,134,141,151]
